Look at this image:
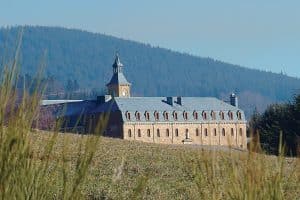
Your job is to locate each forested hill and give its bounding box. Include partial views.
[0,26,300,117]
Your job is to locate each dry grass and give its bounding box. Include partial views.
[29,131,299,200]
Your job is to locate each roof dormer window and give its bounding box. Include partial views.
[154,111,159,121]
[193,111,198,120]
[228,111,233,120]
[173,111,178,121]
[145,111,150,121]
[183,111,188,120]
[211,111,216,120]
[163,111,169,121]
[220,111,225,120]
[237,111,242,120]
[202,111,207,120]
[125,111,131,120]
[135,111,141,121]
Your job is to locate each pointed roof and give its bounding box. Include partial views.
[112,54,123,69]
[106,72,130,86]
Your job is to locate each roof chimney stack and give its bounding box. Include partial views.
[177,96,182,105]
[230,93,238,107]
[166,97,174,106]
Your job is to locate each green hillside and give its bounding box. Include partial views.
[1,26,300,117]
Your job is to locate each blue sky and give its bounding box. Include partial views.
[1,0,300,77]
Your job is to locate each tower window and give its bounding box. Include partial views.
[128,129,132,137]
[137,129,141,137]
[185,129,189,139]
[157,129,160,137]
[231,128,234,136]
[239,128,243,136]
[175,129,179,137]
[166,129,170,137]
[145,111,150,121]
[222,128,226,136]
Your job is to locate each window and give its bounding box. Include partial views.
[128,129,132,137]
[173,111,178,120]
[204,128,208,136]
[196,128,199,136]
[220,111,225,120]
[166,129,170,137]
[183,111,188,120]
[239,128,243,136]
[147,129,151,137]
[213,128,217,136]
[185,129,189,139]
[175,129,179,137]
[228,111,233,120]
[211,111,216,120]
[231,128,234,136]
[154,111,159,121]
[157,129,160,137]
[145,111,150,121]
[202,111,207,120]
[126,112,131,120]
[135,111,141,121]
[222,128,226,136]
[237,111,242,120]
[163,111,169,121]
[137,129,141,137]
[193,111,198,120]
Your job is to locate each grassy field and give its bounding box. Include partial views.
[29,131,299,200]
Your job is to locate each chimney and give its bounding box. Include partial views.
[177,96,182,105]
[97,95,112,104]
[166,97,173,106]
[230,93,238,107]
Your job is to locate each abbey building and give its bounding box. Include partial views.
[41,55,247,149]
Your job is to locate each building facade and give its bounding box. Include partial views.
[41,55,247,149]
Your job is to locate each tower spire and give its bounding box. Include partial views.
[113,53,123,73]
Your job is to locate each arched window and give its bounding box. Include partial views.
[222,128,226,136]
[163,111,169,121]
[128,129,132,137]
[183,111,188,120]
[239,128,243,136]
[173,111,178,120]
[213,128,217,136]
[193,111,198,120]
[154,111,159,121]
[204,128,208,136]
[211,111,216,120]
[166,129,170,137]
[196,128,199,136]
[228,111,233,120]
[185,129,189,139]
[145,111,150,121]
[135,111,141,121]
[175,129,179,137]
[126,111,131,120]
[147,129,151,137]
[202,111,207,120]
[220,111,225,120]
[237,111,242,120]
[137,129,141,137]
[157,129,160,137]
[231,128,234,136]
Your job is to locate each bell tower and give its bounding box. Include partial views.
[106,54,131,97]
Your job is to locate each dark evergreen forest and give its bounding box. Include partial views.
[1,26,300,117]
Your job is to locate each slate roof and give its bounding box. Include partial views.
[106,72,130,86]
[90,97,246,123]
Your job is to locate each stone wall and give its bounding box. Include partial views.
[123,122,247,149]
